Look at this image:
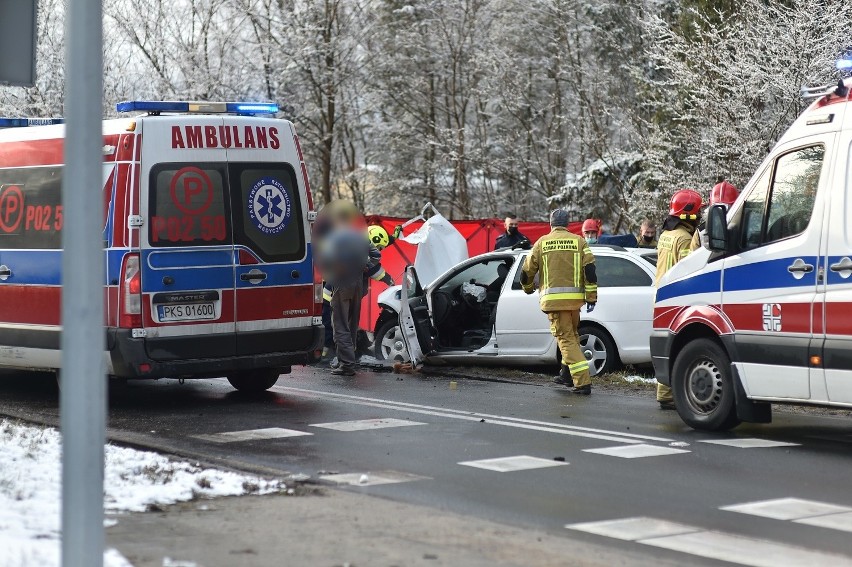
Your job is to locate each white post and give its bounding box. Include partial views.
[61,0,105,566]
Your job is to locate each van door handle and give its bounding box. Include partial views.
[0,265,10,281]
[829,257,852,277]
[787,258,814,279]
[240,269,267,284]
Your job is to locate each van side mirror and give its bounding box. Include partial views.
[707,204,729,252]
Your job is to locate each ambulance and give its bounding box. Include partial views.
[652,78,852,430]
[0,101,323,392]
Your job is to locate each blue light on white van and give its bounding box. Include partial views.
[837,48,852,71]
[116,101,279,115]
[0,118,65,128]
[227,103,279,114]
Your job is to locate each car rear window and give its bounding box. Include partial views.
[595,256,652,287]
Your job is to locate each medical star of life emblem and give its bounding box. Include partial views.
[762,303,782,332]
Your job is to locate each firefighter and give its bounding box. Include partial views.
[656,189,703,409]
[522,209,598,395]
[581,218,602,244]
[690,181,739,251]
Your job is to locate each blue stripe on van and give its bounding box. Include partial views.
[656,256,818,302]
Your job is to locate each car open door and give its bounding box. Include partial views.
[398,265,435,367]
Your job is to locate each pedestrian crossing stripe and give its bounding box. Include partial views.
[722,497,852,533]
[699,438,799,449]
[458,455,568,472]
[566,516,852,567]
[583,444,690,458]
[193,427,312,443]
[310,418,426,432]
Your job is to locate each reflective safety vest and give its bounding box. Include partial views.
[656,222,695,286]
[522,227,596,311]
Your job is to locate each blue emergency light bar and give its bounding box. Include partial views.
[0,117,65,128]
[115,100,279,115]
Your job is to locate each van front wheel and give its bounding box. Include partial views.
[227,370,280,393]
[672,338,740,431]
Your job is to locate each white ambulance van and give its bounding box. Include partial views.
[0,101,324,392]
[652,79,852,430]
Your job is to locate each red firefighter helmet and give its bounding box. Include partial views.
[669,189,703,220]
[710,181,739,207]
[581,218,602,235]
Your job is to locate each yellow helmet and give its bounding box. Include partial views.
[368,225,391,248]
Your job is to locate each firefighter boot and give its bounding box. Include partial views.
[552,365,573,387]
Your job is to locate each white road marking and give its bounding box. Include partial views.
[641,528,852,567]
[796,511,852,533]
[458,455,568,472]
[583,444,690,459]
[319,470,429,486]
[311,418,426,431]
[699,438,799,449]
[193,427,312,443]
[275,385,673,445]
[567,516,852,567]
[565,517,698,540]
[721,497,852,520]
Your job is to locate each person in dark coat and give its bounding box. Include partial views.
[495,213,530,250]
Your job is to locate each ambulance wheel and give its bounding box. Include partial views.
[227,370,280,393]
[672,338,741,431]
[578,325,620,376]
[374,320,411,363]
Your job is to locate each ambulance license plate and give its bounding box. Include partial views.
[157,303,216,322]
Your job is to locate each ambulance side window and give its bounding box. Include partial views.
[764,145,823,244]
[0,167,63,249]
[740,170,770,250]
[739,145,824,250]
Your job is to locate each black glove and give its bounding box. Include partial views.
[381,274,394,286]
[586,302,596,313]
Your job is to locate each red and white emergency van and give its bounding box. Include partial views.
[0,101,323,392]
[652,79,852,429]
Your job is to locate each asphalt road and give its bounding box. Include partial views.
[2,365,852,566]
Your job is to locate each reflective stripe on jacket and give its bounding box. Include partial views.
[655,222,695,286]
[522,227,596,311]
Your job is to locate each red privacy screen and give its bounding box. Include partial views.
[359,216,583,331]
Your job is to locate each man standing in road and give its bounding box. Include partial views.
[655,189,703,408]
[319,224,371,376]
[495,213,530,249]
[636,220,657,248]
[522,209,598,395]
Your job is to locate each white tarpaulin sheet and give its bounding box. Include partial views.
[401,212,468,285]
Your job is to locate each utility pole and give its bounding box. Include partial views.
[61,0,105,566]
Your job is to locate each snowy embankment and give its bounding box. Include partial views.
[0,419,285,567]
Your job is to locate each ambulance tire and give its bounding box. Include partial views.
[672,338,741,431]
[227,370,280,393]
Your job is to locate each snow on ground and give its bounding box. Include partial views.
[0,419,285,567]
[623,375,657,385]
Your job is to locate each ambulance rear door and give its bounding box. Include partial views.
[139,116,237,360]
[224,117,314,356]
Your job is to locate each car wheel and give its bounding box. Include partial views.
[227,370,280,393]
[578,325,620,376]
[374,319,411,362]
[671,338,741,431]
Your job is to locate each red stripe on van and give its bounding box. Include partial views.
[237,284,313,321]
